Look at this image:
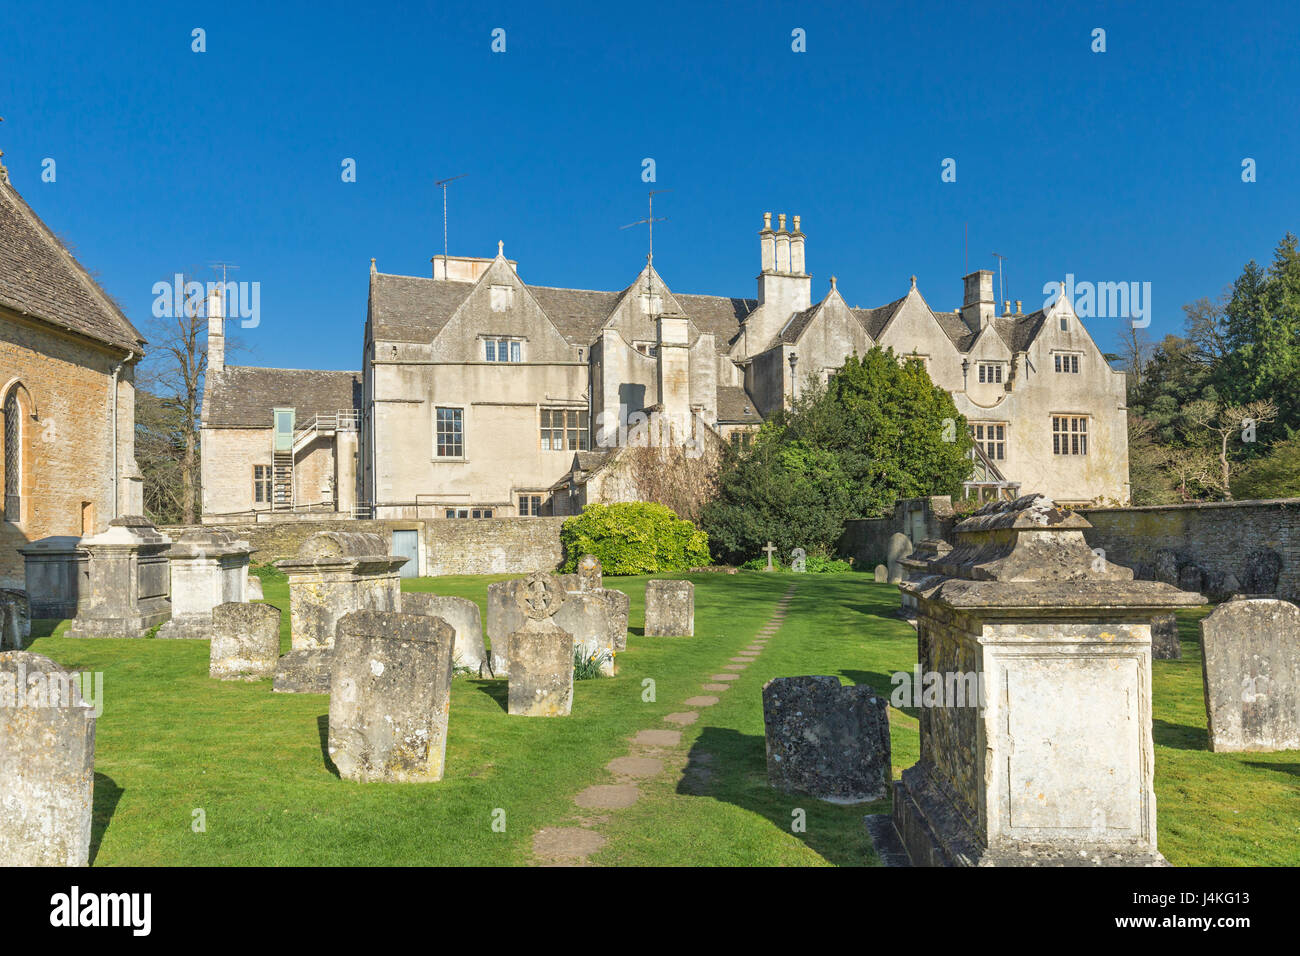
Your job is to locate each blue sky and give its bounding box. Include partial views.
[3,0,1297,372]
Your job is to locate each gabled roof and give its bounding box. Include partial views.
[716,385,763,423]
[204,366,361,428]
[778,304,821,345]
[850,295,907,340]
[368,263,754,355]
[0,173,144,352]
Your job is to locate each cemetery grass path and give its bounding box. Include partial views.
[23,576,1300,866]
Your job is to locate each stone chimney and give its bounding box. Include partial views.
[790,215,805,275]
[656,314,691,436]
[206,286,225,374]
[960,270,995,331]
[755,211,811,319]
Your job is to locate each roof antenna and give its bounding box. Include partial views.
[435,174,468,261]
[992,252,1007,313]
[208,262,239,314]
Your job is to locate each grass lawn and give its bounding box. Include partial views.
[23,574,1300,866]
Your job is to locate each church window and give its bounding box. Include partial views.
[1052,416,1088,455]
[435,407,464,457]
[970,422,1006,460]
[541,408,588,451]
[253,465,272,504]
[977,363,1004,384]
[490,285,514,312]
[1054,353,1080,374]
[3,387,21,523]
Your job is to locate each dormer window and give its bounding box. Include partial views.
[484,338,522,362]
[977,362,1004,384]
[490,285,514,312]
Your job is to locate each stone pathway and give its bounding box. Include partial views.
[530,584,797,865]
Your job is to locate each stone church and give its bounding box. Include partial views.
[1,164,147,588]
[200,212,1129,524]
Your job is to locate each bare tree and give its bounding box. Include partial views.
[1115,320,1154,391]
[1182,293,1230,367]
[1182,398,1278,499]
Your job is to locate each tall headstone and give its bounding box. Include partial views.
[885,495,1204,867]
[598,588,630,652]
[158,528,253,639]
[328,610,456,782]
[1,588,30,650]
[487,579,526,672]
[556,590,615,676]
[64,516,172,639]
[577,554,603,591]
[401,592,488,675]
[1200,599,1300,752]
[508,572,574,717]
[645,580,694,636]
[763,676,891,803]
[209,602,282,681]
[885,532,913,584]
[1150,613,1182,660]
[0,652,96,866]
[273,532,407,693]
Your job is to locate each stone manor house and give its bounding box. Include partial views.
[200,212,1130,526]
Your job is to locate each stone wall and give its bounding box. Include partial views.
[1079,498,1300,603]
[163,516,567,576]
[1,309,137,588]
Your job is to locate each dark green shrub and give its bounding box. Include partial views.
[560,502,710,575]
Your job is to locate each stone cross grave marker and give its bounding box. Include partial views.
[508,572,575,717]
[762,541,778,571]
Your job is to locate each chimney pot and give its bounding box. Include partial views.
[792,215,801,233]
[777,213,787,232]
[763,211,772,230]
[1004,300,1011,315]
[1015,300,1022,315]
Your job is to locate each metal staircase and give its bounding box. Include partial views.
[269,410,359,513]
[271,452,294,511]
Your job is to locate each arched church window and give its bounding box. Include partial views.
[3,387,22,522]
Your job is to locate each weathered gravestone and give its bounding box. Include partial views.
[762,675,891,803]
[272,532,406,693]
[487,579,525,672]
[599,588,630,652]
[873,564,888,583]
[885,533,913,584]
[1,588,30,650]
[1241,548,1283,596]
[158,528,253,639]
[644,580,694,636]
[327,610,456,782]
[401,592,488,675]
[508,572,574,717]
[64,516,172,639]
[209,602,282,681]
[246,575,264,601]
[1200,599,1300,752]
[556,590,615,676]
[1150,613,1181,660]
[577,554,603,591]
[0,652,96,866]
[19,536,85,619]
[884,494,1204,867]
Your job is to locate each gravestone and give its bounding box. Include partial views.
[884,494,1203,867]
[328,610,456,782]
[1,588,30,650]
[1153,549,1179,586]
[762,541,777,571]
[508,572,574,717]
[1150,613,1181,660]
[273,532,407,693]
[158,528,253,640]
[64,516,172,639]
[0,652,96,866]
[1241,549,1283,596]
[577,554,603,592]
[762,676,890,803]
[487,579,526,672]
[873,564,888,583]
[247,576,264,601]
[1200,599,1300,752]
[19,536,85,619]
[401,592,488,675]
[556,590,615,676]
[885,533,913,584]
[1177,563,1204,595]
[598,588,630,652]
[209,602,282,681]
[644,580,694,636]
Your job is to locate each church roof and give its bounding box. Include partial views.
[716,385,764,423]
[204,366,361,428]
[0,173,144,353]
[369,271,755,354]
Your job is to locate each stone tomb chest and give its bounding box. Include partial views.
[64,516,172,639]
[887,495,1203,867]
